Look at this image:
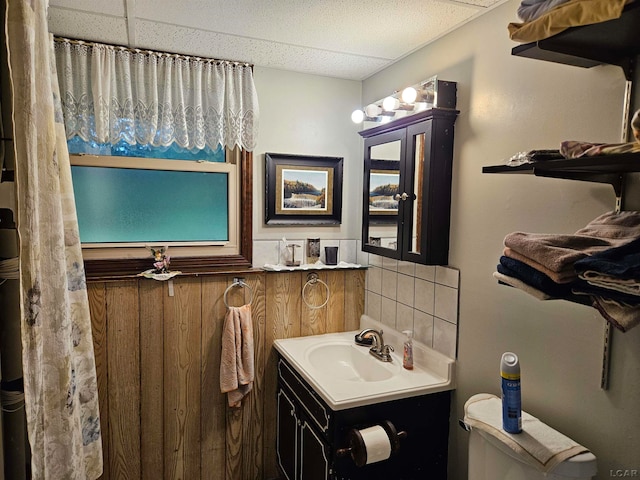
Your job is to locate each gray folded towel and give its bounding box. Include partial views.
[504,211,640,273]
[590,296,640,332]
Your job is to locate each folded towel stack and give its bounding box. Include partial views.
[495,211,640,331]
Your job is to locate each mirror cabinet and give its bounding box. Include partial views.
[360,107,458,265]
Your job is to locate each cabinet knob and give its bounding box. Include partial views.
[394,192,409,201]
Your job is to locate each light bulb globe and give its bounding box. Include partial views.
[402,87,418,104]
[351,109,365,123]
[382,96,398,111]
[365,104,382,118]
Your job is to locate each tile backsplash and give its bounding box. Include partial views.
[360,247,459,360]
[253,239,459,359]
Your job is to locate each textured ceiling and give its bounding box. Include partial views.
[48,0,508,81]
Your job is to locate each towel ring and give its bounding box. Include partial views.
[224,277,254,308]
[302,273,330,310]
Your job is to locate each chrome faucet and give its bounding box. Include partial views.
[354,328,394,362]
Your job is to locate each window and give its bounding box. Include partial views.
[68,146,252,277]
[54,37,258,276]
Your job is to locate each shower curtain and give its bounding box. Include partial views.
[5,0,103,478]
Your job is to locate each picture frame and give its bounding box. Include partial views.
[265,152,343,225]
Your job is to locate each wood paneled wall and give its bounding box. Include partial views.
[87,269,365,480]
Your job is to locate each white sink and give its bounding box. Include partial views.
[306,341,396,382]
[273,316,456,410]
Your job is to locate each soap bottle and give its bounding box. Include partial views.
[402,330,414,370]
[500,352,522,433]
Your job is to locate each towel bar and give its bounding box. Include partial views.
[223,277,254,308]
[302,272,330,310]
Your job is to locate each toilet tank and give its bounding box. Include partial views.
[469,429,597,480]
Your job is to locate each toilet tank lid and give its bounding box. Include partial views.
[475,429,597,478]
[464,394,596,475]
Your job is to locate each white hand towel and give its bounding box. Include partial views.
[220,304,255,407]
[463,393,590,473]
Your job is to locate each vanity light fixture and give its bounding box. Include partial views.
[351,75,456,127]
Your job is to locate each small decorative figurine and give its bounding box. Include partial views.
[150,246,170,274]
[138,246,180,281]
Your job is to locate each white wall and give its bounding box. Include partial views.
[251,67,363,250]
[363,1,640,479]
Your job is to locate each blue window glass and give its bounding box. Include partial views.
[71,166,228,243]
[67,138,226,162]
[69,138,229,244]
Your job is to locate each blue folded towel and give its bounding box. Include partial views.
[574,237,640,280]
[497,256,579,299]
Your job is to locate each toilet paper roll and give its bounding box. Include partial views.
[358,425,392,465]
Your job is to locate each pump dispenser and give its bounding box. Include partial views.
[402,330,413,370]
[500,352,522,433]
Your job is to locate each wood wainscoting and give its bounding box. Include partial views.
[87,269,365,480]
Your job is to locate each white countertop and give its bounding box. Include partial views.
[273,316,456,410]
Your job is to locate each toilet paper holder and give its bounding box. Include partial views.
[336,420,408,467]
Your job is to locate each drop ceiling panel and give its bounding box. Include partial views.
[135,20,390,80]
[134,0,481,59]
[48,0,125,16]
[48,0,510,80]
[48,9,128,45]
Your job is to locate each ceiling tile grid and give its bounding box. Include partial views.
[47,0,508,80]
[135,19,391,80]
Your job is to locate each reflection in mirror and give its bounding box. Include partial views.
[410,133,425,255]
[366,140,401,251]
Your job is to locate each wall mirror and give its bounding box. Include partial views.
[365,136,402,253]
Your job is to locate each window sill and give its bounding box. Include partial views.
[84,255,254,282]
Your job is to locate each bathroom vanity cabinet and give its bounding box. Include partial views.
[276,356,451,480]
[359,107,458,265]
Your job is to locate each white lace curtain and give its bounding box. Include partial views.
[54,38,259,152]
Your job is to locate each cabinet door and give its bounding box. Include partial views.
[362,128,405,259]
[407,116,454,265]
[277,388,299,480]
[300,419,330,480]
[402,119,433,264]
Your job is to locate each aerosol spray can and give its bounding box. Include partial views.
[501,352,522,433]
